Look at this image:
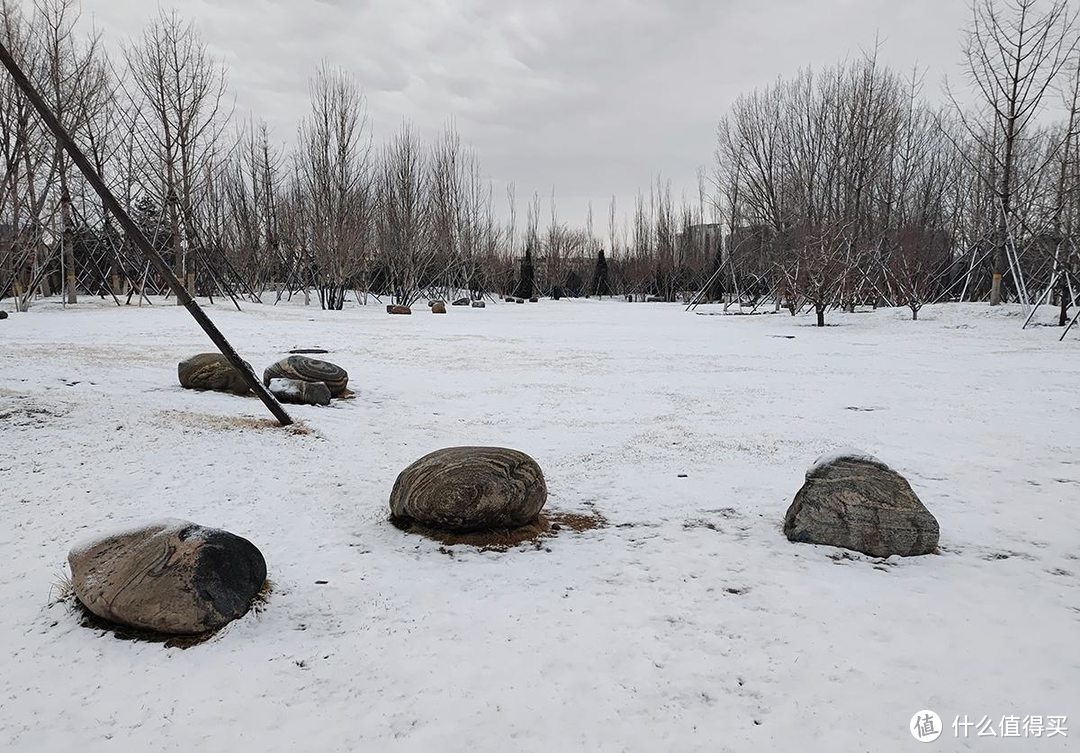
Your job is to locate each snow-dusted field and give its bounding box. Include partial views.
[1,297,1078,752]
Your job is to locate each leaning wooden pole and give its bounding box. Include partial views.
[0,40,293,426]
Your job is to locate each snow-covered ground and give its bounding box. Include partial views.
[1,297,1077,752]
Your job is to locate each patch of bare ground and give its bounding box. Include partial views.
[54,577,273,649]
[391,510,608,552]
[157,409,314,435]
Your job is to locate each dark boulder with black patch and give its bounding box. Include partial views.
[783,452,939,557]
[68,520,267,635]
[178,353,252,395]
[0,310,8,319]
[390,446,547,532]
[262,355,348,397]
[268,377,331,406]
[471,301,486,309]
[452,298,470,306]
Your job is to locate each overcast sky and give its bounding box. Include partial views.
[77,0,972,229]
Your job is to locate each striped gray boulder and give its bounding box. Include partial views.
[390,447,547,532]
[178,353,252,395]
[784,454,939,557]
[262,355,348,397]
[69,520,266,635]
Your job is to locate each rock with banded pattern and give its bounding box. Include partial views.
[68,519,266,635]
[783,452,939,557]
[390,446,547,532]
[178,353,252,395]
[262,355,348,397]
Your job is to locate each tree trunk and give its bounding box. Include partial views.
[168,188,183,305]
[990,270,1003,306]
[1061,271,1070,327]
[816,306,825,327]
[62,191,77,304]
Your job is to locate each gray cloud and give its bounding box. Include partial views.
[79,0,970,227]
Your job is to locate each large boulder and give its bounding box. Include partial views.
[390,447,547,532]
[178,353,252,395]
[0,310,8,319]
[262,355,348,397]
[783,451,939,557]
[387,305,412,315]
[68,520,267,635]
[431,302,447,314]
[268,377,331,406]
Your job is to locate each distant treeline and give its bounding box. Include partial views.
[1,0,1077,326]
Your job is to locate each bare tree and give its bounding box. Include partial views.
[125,9,230,300]
[951,0,1077,305]
[377,122,426,305]
[294,63,371,310]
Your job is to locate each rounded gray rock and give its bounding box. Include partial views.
[390,446,547,532]
[783,453,939,557]
[268,377,331,406]
[178,353,252,395]
[68,520,267,635]
[262,355,348,397]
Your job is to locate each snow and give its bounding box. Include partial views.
[1,298,1078,752]
[67,518,195,559]
[268,377,304,400]
[805,447,887,478]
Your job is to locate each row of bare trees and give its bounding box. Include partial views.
[0,2,509,310]
[708,0,1080,326]
[2,0,1079,329]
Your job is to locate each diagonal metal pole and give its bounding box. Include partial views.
[0,40,293,426]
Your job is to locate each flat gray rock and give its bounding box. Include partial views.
[783,452,939,557]
[269,377,331,406]
[69,520,266,635]
[390,446,547,532]
[178,353,252,395]
[263,355,348,397]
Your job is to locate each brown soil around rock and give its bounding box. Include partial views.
[391,510,607,552]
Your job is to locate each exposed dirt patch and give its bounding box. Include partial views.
[158,410,314,435]
[391,510,608,552]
